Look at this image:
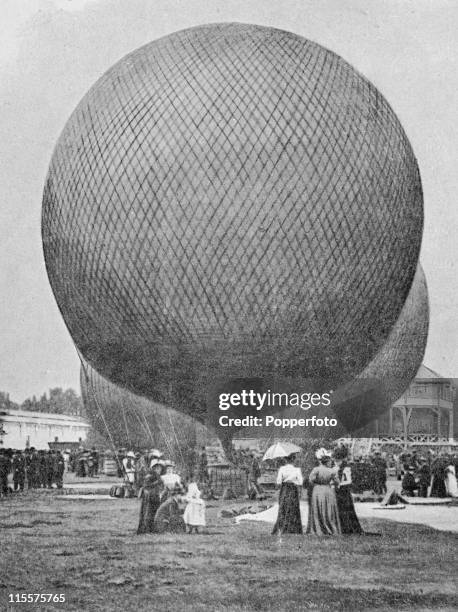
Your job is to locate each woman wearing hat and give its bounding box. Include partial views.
[333,446,362,534]
[149,449,164,469]
[272,453,303,535]
[160,461,184,501]
[306,448,341,535]
[137,461,165,534]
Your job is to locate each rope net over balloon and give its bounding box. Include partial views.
[42,24,427,440]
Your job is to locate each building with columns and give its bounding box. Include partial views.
[371,365,454,442]
[347,365,457,454]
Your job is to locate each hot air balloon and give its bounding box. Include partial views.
[42,23,427,443]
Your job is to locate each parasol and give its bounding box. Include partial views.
[262,442,301,461]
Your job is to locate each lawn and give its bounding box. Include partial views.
[0,491,457,611]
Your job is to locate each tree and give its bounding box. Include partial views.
[0,392,19,411]
[20,388,84,416]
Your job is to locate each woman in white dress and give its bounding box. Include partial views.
[160,461,184,501]
[445,460,458,497]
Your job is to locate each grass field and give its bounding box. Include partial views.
[0,491,457,612]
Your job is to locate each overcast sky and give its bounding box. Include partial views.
[1,0,457,402]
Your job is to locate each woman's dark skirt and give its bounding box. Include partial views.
[430,475,447,498]
[272,482,303,535]
[336,485,362,534]
[137,488,161,534]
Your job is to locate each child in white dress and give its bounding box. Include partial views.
[183,481,206,533]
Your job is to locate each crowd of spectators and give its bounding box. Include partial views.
[0,447,65,495]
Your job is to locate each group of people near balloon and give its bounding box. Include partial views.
[272,445,458,536]
[273,446,363,536]
[136,449,206,535]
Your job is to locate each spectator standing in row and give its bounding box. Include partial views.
[430,456,447,498]
[373,452,387,495]
[12,450,25,491]
[45,450,54,488]
[0,449,11,496]
[53,452,65,488]
[417,459,431,497]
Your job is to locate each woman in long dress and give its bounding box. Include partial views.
[306,449,341,536]
[137,463,164,534]
[333,447,362,535]
[445,459,458,498]
[272,454,303,535]
[430,456,447,498]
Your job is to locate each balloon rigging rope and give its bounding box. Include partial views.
[129,404,156,446]
[140,407,175,457]
[128,399,174,458]
[167,409,186,468]
[78,351,128,482]
[78,351,190,467]
[130,406,151,442]
[121,406,131,447]
[166,370,186,467]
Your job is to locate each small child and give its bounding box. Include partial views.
[183,481,206,534]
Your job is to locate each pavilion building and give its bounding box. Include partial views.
[0,409,90,450]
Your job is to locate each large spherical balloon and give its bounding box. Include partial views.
[42,23,426,429]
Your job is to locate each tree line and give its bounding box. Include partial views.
[0,388,84,417]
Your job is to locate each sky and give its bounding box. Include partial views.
[1,0,457,402]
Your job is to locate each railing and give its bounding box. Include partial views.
[337,435,457,455]
[208,465,247,496]
[376,434,454,444]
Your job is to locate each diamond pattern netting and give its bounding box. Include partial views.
[80,359,209,464]
[42,24,425,417]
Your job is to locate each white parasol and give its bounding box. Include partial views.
[262,442,302,461]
